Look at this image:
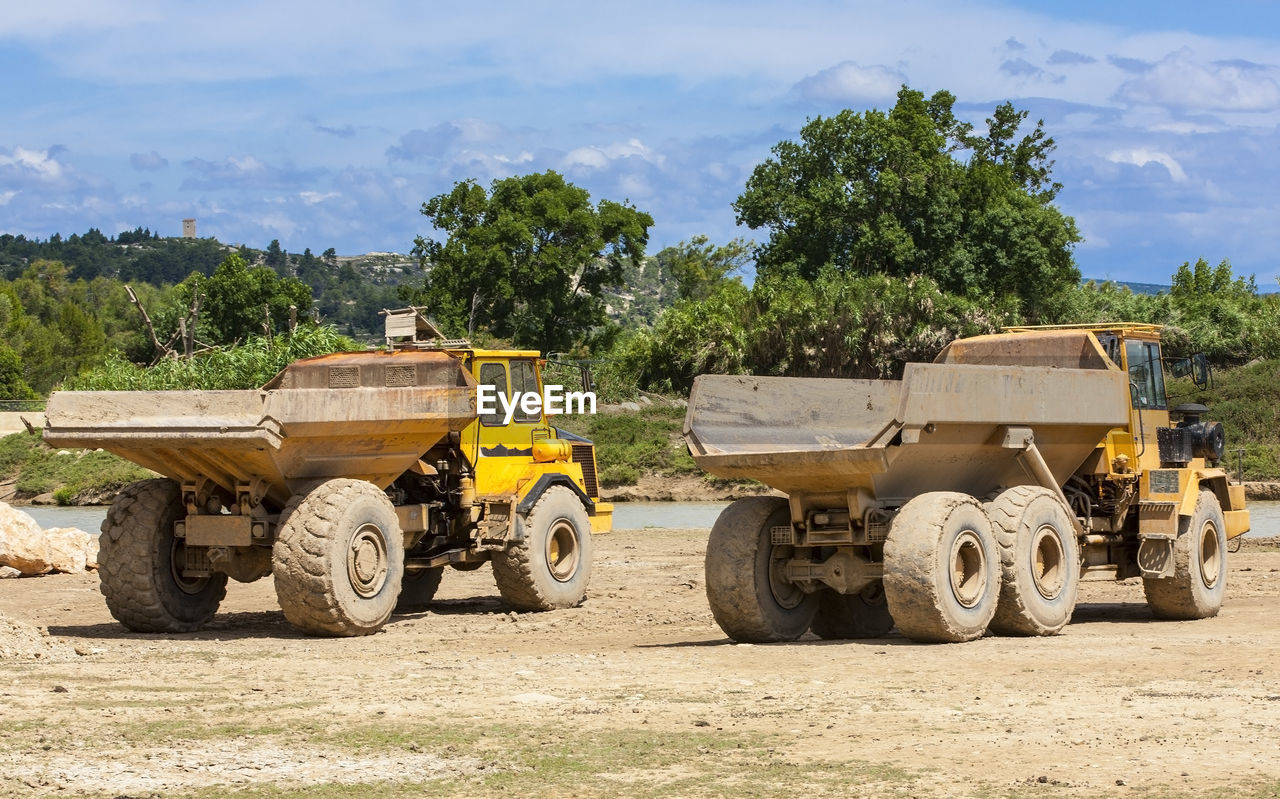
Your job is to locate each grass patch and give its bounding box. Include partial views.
[0,431,152,501]
[37,716,1280,799]
[556,403,701,487]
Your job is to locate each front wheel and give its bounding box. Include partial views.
[704,496,817,643]
[1144,489,1227,620]
[492,486,593,611]
[272,479,405,636]
[98,479,227,633]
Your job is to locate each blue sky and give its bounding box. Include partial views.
[2,1,1280,286]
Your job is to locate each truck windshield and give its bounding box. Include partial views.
[1126,340,1166,410]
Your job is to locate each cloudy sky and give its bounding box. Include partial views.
[3,1,1279,286]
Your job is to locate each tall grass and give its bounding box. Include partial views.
[64,325,358,391]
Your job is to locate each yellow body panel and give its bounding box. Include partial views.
[590,502,613,533]
[457,349,610,532]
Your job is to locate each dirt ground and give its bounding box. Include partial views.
[1,529,1279,799]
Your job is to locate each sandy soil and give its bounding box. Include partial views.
[2,530,1279,798]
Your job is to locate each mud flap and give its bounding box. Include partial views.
[477,500,517,549]
[1138,535,1175,579]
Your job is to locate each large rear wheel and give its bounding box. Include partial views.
[705,496,817,643]
[1144,489,1227,620]
[272,479,404,636]
[395,567,444,613]
[884,492,999,643]
[98,479,227,633]
[986,486,1080,636]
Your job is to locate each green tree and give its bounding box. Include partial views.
[177,253,312,345]
[411,170,653,352]
[0,344,37,401]
[734,86,1080,315]
[655,236,751,302]
[264,239,286,274]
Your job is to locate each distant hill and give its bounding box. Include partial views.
[1082,279,1170,295]
[1083,277,1279,295]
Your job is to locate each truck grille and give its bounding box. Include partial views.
[571,444,599,498]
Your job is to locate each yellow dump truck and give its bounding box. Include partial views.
[685,323,1248,644]
[43,310,610,637]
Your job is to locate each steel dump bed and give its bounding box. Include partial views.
[685,361,1130,499]
[44,350,478,508]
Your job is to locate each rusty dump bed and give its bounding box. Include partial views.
[685,331,1131,499]
[43,350,478,508]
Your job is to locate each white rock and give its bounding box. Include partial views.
[0,504,99,575]
[44,527,97,573]
[0,565,21,579]
[0,502,52,575]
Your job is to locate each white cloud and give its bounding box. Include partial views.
[1115,48,1280,112]
[0,147,66,181]
[562,139,663,172]
[299,191,340,205]
[0,191,15,205]
[791,61,907,103]
[1107,148,1188,182]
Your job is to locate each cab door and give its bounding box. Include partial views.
[1123,337,1170,472]
[467,357,546,464]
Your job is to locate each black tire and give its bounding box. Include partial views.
[98,479,227,633]
[704,496,817,643]
[809,581,894,640]
[492,486,593,611]
[986,486,1080,636]
[272,479,404,636]
[1144,489,1227,620]
[395,567,444,613]
[883,492,999,643]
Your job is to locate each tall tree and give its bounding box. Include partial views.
[655,236,752,302]
[412,170,653,352]
[174,253,312,345]
[734,86,1080,315]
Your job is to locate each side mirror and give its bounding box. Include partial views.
[1167,354,1213,390]
[1191,353,1212,390]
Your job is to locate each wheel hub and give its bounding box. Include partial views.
[1199,520,1221,588]
[348,523,389,598]
[769,546,807,610]
[546,520,581,583]
[169,538,210,595]
[949,531,987,608]
[1030,523,1066,600]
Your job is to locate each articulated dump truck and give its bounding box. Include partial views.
[685,324,1249,644]
[43,310,611,637]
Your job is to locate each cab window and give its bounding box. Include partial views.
[509,359,541,423]
[478,362,507,426]
[1125,340,1166,410]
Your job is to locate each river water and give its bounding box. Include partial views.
[17,500,1280,537]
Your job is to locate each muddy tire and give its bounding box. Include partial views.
[272,479,404,636]
[98,479,227,633]
[883,492,999,643]
[395,567,444,613]
[1144,489,1227,620]
[986,486,1080,636]
[492,486,593,611]
[809,581,894,639]
[705,496,817,643]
